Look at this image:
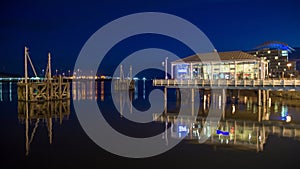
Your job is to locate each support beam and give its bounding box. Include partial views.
[164,87,167,114]
[258,89,261,106]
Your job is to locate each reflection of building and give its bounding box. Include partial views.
[154,114,300,152]
[171,51,268,80]
[18,101,70,155]
[247,41,297,78]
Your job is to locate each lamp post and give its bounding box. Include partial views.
[165,57,168,79]
[162,57,168,79]
[287,63,292,79]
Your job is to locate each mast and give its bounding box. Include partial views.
[24,47,28,101]
[47,52,52,81]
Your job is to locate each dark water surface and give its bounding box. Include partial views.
[1,80,300,169]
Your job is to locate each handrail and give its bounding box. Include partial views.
[153,79,300,88]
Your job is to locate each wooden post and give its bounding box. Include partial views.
[25,47,28,101]
[164,87,167,114]
[258,89,261,106]
[59,75,62,100]
[263,90,266,106]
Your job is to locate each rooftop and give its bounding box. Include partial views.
[255,41,295,52]
[172,51,259,63]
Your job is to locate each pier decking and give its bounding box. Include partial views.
[153,79,300,90]
[17,76,70,101]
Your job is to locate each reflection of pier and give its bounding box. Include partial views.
[153,80,300,151]
[18,100,70,155]
[154,114,300,152]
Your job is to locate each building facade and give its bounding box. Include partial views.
[247,41,297,78]
[171,51,268,80]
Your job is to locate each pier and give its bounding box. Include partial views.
[17,47,70,101]
[113,65,135,90]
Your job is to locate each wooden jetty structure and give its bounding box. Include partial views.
[18,47,70,101]
[113,65,135,90]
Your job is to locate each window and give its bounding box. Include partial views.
[278,62,280,66]
[275,56,278,60]
[282,50,288,56]
[268,50,271,54]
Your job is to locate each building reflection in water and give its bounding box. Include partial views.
[155,113,300,152]
[153,89,300,152]
[18,100,70,156]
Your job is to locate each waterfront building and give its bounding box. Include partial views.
[247,41,297,78]
[171,50,268,80]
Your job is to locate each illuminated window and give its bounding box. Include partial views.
[268,50,271,54]
[278,62,280,66]
[282,50,288,56]
[275,56,278,60]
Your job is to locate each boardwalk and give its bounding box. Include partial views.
[153,79,300,90]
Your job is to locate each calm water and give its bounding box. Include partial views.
[1,80,300,169]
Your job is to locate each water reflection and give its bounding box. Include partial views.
[154,90,300,152]
[154,113,300,152]
[27,80,300,153]
[18,100,70,155]
[0,82,2,101]
[0,81,13,102]
[72,80,98,101]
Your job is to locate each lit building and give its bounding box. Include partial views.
[247,41,297,78]
[171,51,268,80]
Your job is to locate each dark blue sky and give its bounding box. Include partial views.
[1,0,300,76]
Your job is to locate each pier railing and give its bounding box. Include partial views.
[153,79,300,89]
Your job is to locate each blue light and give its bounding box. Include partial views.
[256,41,295,52]
[216,130,229,136]
[281,105,288,121]
[177,124,189,138]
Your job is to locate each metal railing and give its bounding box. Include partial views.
[153,79,300,88]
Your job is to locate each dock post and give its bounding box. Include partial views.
[164,87,167,114]
[24,47,28,101]
[262,90,266,107]
[258,89,261,106]
[59,75,62,100]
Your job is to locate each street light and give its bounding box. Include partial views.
[162,57,168,79]
[287,63,292,79]
[287,63,292,69]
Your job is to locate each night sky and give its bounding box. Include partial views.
[1,0,300,76]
